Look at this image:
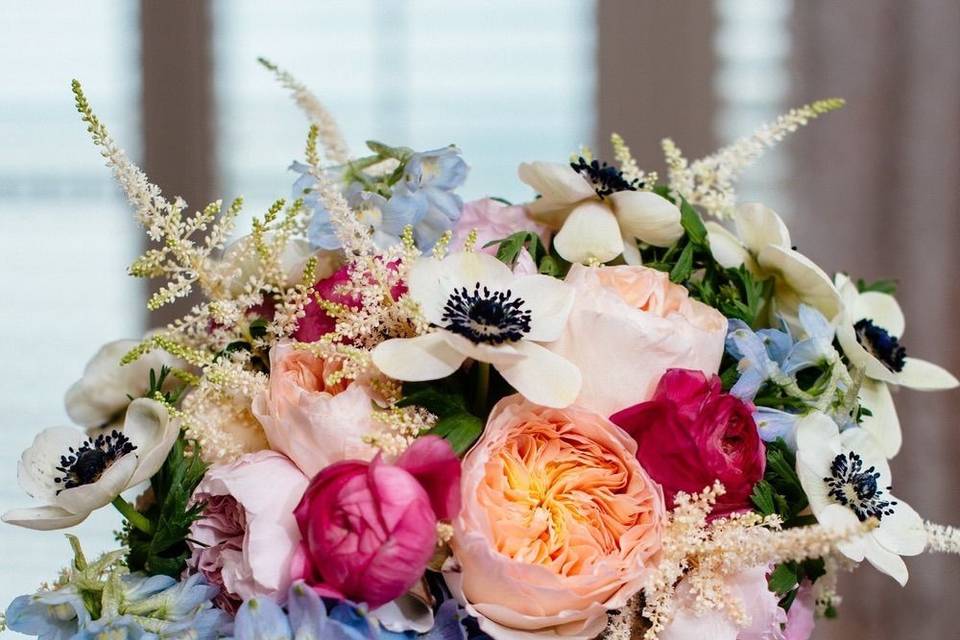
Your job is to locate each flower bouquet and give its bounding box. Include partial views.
[3,60,959,640]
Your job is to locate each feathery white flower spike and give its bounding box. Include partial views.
[2,399,178,530]
[705,203,841,330]
[795,412,926,585]
[517,161,683,265]
[372,252,581,408]
[832,273,958,458]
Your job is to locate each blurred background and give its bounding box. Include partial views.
[1,1,957,638]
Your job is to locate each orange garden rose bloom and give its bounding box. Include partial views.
[252,341,377,478]
[547,264,728,416]
[447,395,665,640]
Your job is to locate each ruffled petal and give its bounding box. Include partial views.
[494,341,582,409]
[609,190,683,247]
[509,274,575,343]
[552,202,623,264]
[372,333,467,382]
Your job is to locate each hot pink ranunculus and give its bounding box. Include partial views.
[610,368,765,516]
[291,436,460,609]
[450,198,548,255]
[447,395,665,640]
[546,264,727,416]
[660,565,787,640]
[251,340,377,478]
[186,450,308,612]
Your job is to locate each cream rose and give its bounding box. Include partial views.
[251,341,377,478]
[546,264,727,416]
[446,395,664,640]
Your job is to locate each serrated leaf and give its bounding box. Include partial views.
[427,413,483,455]
[750,480,777,516]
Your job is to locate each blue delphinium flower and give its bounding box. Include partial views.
[4,585,90,640]
[780,304,839,375]
[725,319,793,400]
[295,144,468,253]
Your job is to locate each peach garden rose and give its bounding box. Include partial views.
[446,395,665,640]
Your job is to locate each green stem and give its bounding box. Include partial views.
[112,495,153,536]
[473,362,491,415]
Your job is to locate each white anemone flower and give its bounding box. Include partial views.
[65,339,182,428]
[705,203,841,330]
[795,412,926,585]
[834,274,958,457]
[517,161,683,264]
[372,251,581,408]
[2,399,177,531]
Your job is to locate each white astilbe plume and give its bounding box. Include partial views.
[610,132,657,189]
[924,521,960,554]
[258,57,350,165]
[636,482,876,640]
[663,98,845,219]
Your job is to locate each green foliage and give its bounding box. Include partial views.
[856,277,897,295]
[136,366,186,406]
[122,434,208,577]
[486,231,569,278]
[768,557,827,612]
[398,382,483,455]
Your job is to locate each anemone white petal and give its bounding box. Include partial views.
[124,398,178,487]
[1,505,89,531]
[861,535,909,586]
[552,202,623,264]
[874,498,926,557]
[406,256,456,326]
[839,427,892,487]
[443,251,515,293]
[758,244,841,324]
[509,274,575,343]
[517,161,595,224]
[816,504,865,562]
[608,190,683,248]
[441,332,526,366]
[853,291,906,338]
[734,203,791,252]
[17,426,86,502]
[895,357,960,390]
[53,452,138,515]
[372,333,467,382]
[704,222,750,269]
[494,341,581,409]
[858,380,902,458]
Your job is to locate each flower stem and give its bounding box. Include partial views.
[473,362,491,415]
[111,495,153,536]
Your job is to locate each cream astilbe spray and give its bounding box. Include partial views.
[663,98,845,219]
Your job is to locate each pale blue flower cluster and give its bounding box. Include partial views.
[294,146,468,253]
[726,304,849,448]
[226,581,467,640]
[5,573,228,640]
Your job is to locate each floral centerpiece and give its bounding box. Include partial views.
[3,60,959,640]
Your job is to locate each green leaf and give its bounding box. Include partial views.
[397,383,468,418]
[486,231,547,267]
[750,480,777,516]
[427,413,483,455]
[538,255,562,277]
[768,563,799,595]
[856,277,897,295]
[679,198,709,247]
[669,243,695,283]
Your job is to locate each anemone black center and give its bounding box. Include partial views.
[55,430,136,493]
[442,283,532,345]
[854,318,907,373]
[570,156,639,199]
[824,451,897,522]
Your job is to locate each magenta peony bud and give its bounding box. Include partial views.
[291,436,459,609]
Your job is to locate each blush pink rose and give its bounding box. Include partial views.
[186,450,308,612]
[610,369,765,516]
[291,436,460,609]
[450,198,548,255]
[251,341,378,478]
[447,395,664,640]
[546,264,727,416]
[660,565,787,640]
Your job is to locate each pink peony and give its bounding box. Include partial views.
[660,565,787,640]
[450,198,548,255]
[291,436,460,609]
[783,583,816,640]
[251,341,377,478]
[447,395,665,640]
[186,450,308,612]
[546,264,727,416]
[610,369,765,516]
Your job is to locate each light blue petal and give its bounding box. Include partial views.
[424,187,464,222]
[754,407,800,449]
[382,189,427,234]
[730,368,765,401]
[421,600,468,640]
[286,581,328,640]
[404,147,467,191]
[233,598,293,640]
[782,338,829,376]
[413,207,456,251]
[307,216,343,251]
[121,574,177,603]
[798,303,835,343]
[757,328,793,364]
[5,589,87,640]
